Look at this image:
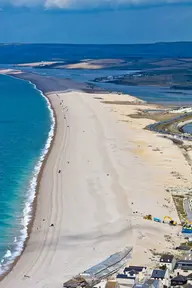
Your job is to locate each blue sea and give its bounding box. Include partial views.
[0,74,54,274]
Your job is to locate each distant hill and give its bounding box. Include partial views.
[1,42,192,64]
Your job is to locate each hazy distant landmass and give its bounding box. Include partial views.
[2,42,192,89]
[1,42,192,64]
[94,57,192,90]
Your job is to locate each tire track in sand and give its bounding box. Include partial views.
[22,94,70,279]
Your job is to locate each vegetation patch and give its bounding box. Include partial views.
[172,195,187,221]
[129,112,181,122]
[180,241,192,248]
[102,100,142,105]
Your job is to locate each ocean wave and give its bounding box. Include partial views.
[0,79,56,275]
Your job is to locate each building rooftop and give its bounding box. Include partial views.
[151,269,166,279]
[171,274,187,282]
[177,260,192,265]
[129,266,146,270]
[133,279,161,288]
[117,274,135,279]
[124,266,145,273]
[160,254,174,263]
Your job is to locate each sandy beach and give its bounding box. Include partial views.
[0,73,191,288]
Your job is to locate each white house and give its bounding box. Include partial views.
[116,266,147,288]
[159,254,176,272]
[116,273,136,287]
[151,269,170,287]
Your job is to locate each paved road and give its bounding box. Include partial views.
[184,198,192,222]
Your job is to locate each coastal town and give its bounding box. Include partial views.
[63,252,192,288]
[63,218,192,288]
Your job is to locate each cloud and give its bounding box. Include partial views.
[0,0,192,9]
[45,0,192,9]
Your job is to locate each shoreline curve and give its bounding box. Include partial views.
[0,75,57,280]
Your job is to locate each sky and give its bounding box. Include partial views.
[0,1,192,43]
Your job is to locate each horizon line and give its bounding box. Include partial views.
[1,41,192,46]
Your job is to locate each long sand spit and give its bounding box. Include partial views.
[0,73,191,288]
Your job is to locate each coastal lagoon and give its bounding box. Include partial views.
[12,66,192,106]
